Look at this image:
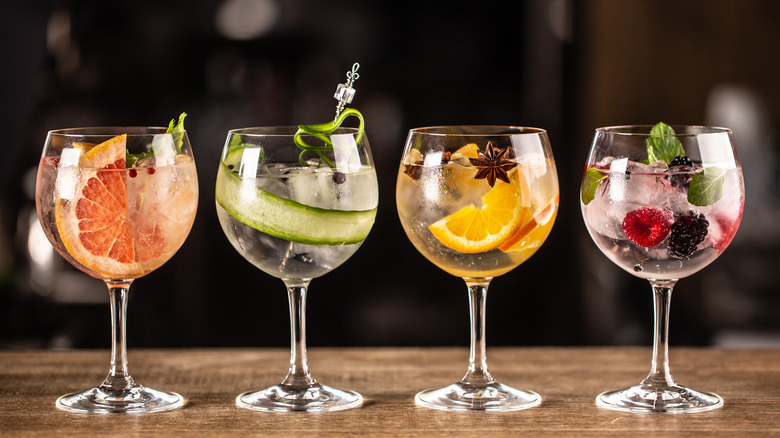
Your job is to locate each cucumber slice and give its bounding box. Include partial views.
[215,163,377,246]
[223,137,262,171]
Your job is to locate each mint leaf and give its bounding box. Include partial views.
[581,167,607,205]
[646,122,685,164]
[688,166,726,206]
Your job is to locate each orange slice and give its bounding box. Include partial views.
[498,194,558,252]
[55,134,145,278]
[450,143,479,160]
[429,169,529,253]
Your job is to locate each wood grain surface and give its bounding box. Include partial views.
[1,347,779,436]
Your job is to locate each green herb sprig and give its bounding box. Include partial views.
[126,112,187,167]
[646,122,685,164]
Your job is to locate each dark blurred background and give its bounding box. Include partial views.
[1,0,779,350]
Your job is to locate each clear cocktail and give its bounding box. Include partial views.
[216,126,378,413]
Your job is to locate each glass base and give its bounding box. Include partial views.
[56,385,184,414]
[596,384,723,414]
[236,383,363,413]
[415,381,541,412]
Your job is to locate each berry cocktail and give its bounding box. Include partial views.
[580,123,744,413]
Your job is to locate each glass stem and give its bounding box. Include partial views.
[644,280,678,388]
[100,280,136,391]
[281,279,316,388]
[460,278,495,386]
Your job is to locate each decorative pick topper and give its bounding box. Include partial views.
[334,63,360,121]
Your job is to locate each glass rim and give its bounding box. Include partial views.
[227,126,363,137]
[595,125,732,137]
[47,126,175,137]
[408,125,547,136]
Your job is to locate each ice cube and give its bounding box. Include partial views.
[626,160,667,174]
[717,168,744,208]
[174,154,192,167]
[583,178,626,240]
[263,162,293,176]
[701,213,722,249]
[133,156,157,168]
[335,168,379,210]
[149,133,177,162]
[286,167,337,209]
[594,156,615,169]
[616,166,669,208]
[251,163,292,198]
[516,152,547,183]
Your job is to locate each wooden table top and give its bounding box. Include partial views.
[1,347,779,436]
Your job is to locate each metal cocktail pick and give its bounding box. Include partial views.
[334,63,360,121]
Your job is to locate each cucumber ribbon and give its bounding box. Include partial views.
[293,108,364,167]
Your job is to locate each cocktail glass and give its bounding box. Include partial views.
[580,124,744,413]
[216,126,378,412]
[396,126,559,411]
[35,126,199,414]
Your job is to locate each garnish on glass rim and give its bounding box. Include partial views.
[293,63,365,167]
[469,141,517,187]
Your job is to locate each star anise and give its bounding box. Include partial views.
[469,141,517,187]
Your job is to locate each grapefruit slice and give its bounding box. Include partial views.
[55,134,145,278]
[428,169,530,253]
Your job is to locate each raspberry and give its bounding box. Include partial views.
[668,211,709,259]
[622,207,672,248]
[666,155,694,188]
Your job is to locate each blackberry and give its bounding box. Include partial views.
[668,211,709,259]
[669,155,693,168]
[666,155,694,188]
